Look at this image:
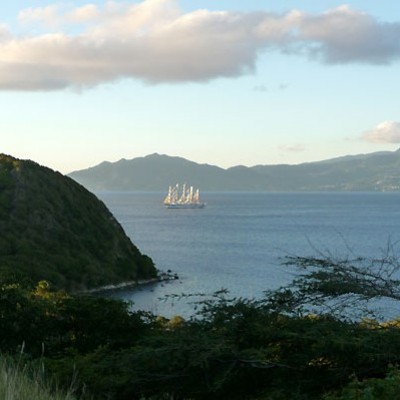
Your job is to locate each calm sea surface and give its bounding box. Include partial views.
[97,192,400,317]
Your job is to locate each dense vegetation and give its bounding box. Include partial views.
[3,251,400,400]
[0,154,156,291]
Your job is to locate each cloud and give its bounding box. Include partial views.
[1,1,400,91]
[253,84,268,92]
[0,24,11,42]
[278,144,306,152]
[18,4,102,28]
[253,83,289,92]
[295,5,400,64]
[18,5,60,27]
[362,121,400,143]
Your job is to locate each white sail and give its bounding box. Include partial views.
[193,189,200,203]
[163,183,205,209]
[188,186,194,203]
[163,186,173,204]
[179,183,187,203]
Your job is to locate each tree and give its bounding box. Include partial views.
[324,368,400,400]
[266,246,400,319]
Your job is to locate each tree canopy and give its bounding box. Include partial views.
[2,258,400,400]
[0,154,157,291]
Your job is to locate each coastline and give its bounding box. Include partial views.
[84,271,179,294]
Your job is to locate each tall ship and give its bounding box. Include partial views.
[163,184,206,209]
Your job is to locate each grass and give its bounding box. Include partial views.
[0,357,78,400]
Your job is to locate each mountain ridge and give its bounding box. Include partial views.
[68,150,400,192]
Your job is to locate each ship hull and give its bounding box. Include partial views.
[166,203,205,209]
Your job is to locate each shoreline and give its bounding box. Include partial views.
[84,271,179,294]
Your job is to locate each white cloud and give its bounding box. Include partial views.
[278,144,306,153]
[253,83,289,92]
[1,1,400,91]
[253,84,268,92]
[18,5,60,26]
[71,4,101,22]
[18,4,101,28]
[0,24,11,42]
[362,121,400,143]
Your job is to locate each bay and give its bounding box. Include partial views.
[97,191,400,317]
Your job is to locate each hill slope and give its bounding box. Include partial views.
[0,154,157,291]
[69,153,230,191]
[69,150,400,192]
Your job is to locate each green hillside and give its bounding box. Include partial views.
[69,150,400,192]
[0,154,156,291]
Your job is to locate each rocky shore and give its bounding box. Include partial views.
[85,270,179,294]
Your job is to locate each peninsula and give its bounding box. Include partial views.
[0,154,157,291]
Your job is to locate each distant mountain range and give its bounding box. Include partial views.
[68,149,400,192]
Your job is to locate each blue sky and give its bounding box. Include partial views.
[1,0,399,173]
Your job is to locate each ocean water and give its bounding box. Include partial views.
[97,191,400,317]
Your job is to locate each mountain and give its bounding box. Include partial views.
[0,154,157,291]
[68,153,271,191]
[251,149,400,191]
[68,150,400,192]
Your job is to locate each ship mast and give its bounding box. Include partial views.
[179,183,187,204]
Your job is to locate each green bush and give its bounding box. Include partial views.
[324,368,400,400]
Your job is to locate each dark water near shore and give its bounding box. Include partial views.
[97,192,400,317]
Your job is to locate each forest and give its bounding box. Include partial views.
[0,154,157,291]
[2,252,400,400]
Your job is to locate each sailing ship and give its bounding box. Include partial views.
[163,184,206,209]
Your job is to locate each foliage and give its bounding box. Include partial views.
[2,275,400,399]
[0,281,151,357]
[270,246,400,318]
[0,154,157,291]
[0,356,78,400]
[324,368,400,400]
[42,295,400,400]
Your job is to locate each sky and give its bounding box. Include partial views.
[1,0,400,173]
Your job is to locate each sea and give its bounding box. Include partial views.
[96,191,400,318]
